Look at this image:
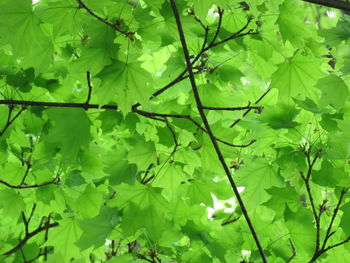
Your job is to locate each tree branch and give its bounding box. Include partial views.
[141,163,155,184]
[300,149,350,262]
[134,108,255,148]
[201,105,263,112]
[0,106,26,137]
[300,149,321,252]
[77,0,134,38]
[20,136,35,185]
[302,0,350,13]
[85,71,93,106]
[3,222,59,256]
[229,88,271,128]
[0,179,58,189]
[221,215,241,226]
[286,239,296,263]
[209,7,224,46]
[322,188,349,250]
[0,100,118,110]
[323,236,350,252]
[168,1,267,262]
[133,13,255,109]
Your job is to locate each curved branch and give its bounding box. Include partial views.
[229,88,271,128]
[0,100,118,110]
[286,239,296,263]
[209,7,224,46]
[134,109,255,148]
[302,0,350,12]
[0,106,25,137]
[0,179,58,189]
[201,105,263,112]
[77,0,134,38]
[322,188,349,250]
[3,222,59,256]
[85,71,93,105]
[133,14,255,109]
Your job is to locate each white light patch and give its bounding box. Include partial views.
[241,77,250,86]
[242,250,251,257]
[326,10,336,18]
[208,7,219,19]
[32,0,40,3]
[207,194,239,219]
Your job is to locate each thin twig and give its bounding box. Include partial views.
[201,105,263,112]
[20,136,35,185]
[137,253,155,263]
[299,149,350,262]
[0,100,118,110]
[0,179,58,189]
[209,7,224,46]
[85,71,93,105]
[133,14,255,109]
[322,188,349,250]
[43,214,51,261]
[0,106,26,137]
[148,118,180,184]
[230,88,271,128]
[134,108,255,148]
[204,15,255,50]
[323,236,350,252]
[141,163,154,184]
[77,0,133,38]
[221,216,241,226]
[3,222,59,256]
[286,239,296,263]
[168,1,266,262]
[300,149,321,252]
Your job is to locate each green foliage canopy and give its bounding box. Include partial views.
[0,0,349,262]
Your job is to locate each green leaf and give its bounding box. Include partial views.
[97,60,153,114]
[127,138,157,171]
[293,97,327,114]
[38,0,81,38]
[186,180,213,206]
[340,202,350,236]
[46,219,82,262]
[0,0,53,73]
[113,183,170,240]
[270,53,324,102]
[73,184,103,218]
[237,158,282,209]
[312,160,346,187]
[152,163,187,198]
[284,207,316,256]
[1,1,350,261]
[263,185,301,217]
[319,17,350,46]
[76,206,120,250]
[45,108,91,159]
[0,189,25,219]
[278,0,312,48]
[317,75,349,110]
[193,0,213,20]
[104,147,137,185]
[259,104,300,129]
